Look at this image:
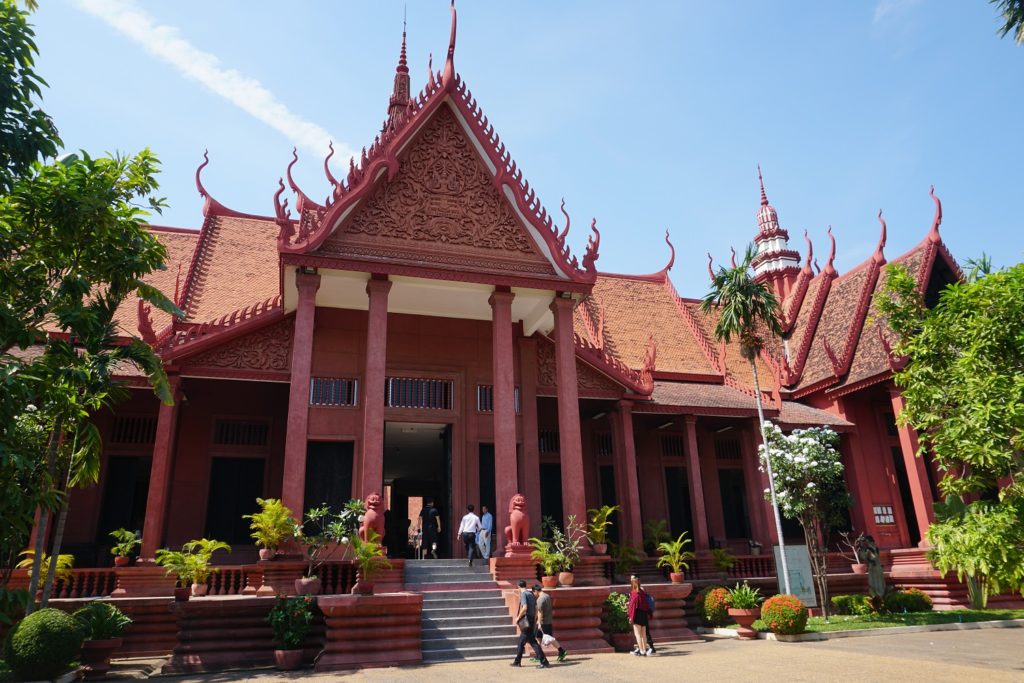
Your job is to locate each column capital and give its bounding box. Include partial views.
[295,270,322,291]
[887,385,905,401]
[488,289,516,307]
[615,399,634,412]
[365,277,393,297]
[683,414,698,426]
[549,295,576,314]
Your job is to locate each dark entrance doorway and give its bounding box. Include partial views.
[383,422,452,558]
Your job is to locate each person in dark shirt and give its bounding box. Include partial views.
[510,580,549,668]
[418,499,441,559]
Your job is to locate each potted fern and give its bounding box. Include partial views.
[350,529,391,595]
[268,595,315,670]
[109,528,141,567]
[183,538,231,596]
[726,581,763,640]
[529,538,565,588]
[73,601,132,680]
[154,549,192,601]
[243,498,296,561]
[655,532,695,583]
[587,504,619,556]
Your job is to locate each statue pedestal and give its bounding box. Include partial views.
[504,541,532,558]
[491,556,537,586]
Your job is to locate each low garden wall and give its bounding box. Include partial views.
[316,593,422,671]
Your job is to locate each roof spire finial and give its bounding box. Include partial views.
[387,11,411,122]
[443,0,457,83]
[758,164,768,207]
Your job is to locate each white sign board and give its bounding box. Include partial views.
[772,544,817,607]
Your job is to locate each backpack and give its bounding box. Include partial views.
[646,592,656,614]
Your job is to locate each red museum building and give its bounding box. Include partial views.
[62,13,960,584]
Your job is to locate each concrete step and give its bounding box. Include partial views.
[422,594,506,606]
[423,605,510,619]
[421,644,519,663]
[423,623,515,638]
[405,571,493,581]
[422,633,520,652]
[423,613,513,628]
[406,559,491,568]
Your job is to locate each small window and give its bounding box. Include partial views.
[110,416,157,445]
[714,438,742,461]
[310,377,358,407]
[385,377,454,410]
[475,385,521,413]
[539,430,560,454]
[873,504,895,525]
[595,432,613,458]
[660,435,685,458]
[213,419,269,447]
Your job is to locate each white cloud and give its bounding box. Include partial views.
[873,0,924,25]
[73,0,349,158]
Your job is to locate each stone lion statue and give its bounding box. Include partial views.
[505,493,530,544]
[359,492,385,543]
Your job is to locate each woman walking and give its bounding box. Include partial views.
[627,575,653,656]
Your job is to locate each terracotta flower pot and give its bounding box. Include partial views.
[610,632,635,653]
[558,571,575,587]
[191,582,208,597]
[851,563,868,575]
[592,543,608,556]
[728,607,761,640]
[351,580,374,595]
[295,576,321,595]
[274,648,304,670]
[541,575,558,589]
[259,548,275,561]
[80,637,123,680]
[173,586,190,602]
[113,555,130,567]
[669,571,685,584]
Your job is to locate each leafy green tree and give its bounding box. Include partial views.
[702,244,791,594]
[876,261,1024,605]
[992,0,1024,45]
[758,423,851,617]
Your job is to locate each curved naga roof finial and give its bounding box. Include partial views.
[273,177,293,243]
[730,246,737,269]
[324,141,340,190]
[802,229,814,273]
[286,148,300,192]
[814,258,821,275]
[662,229,676,273]
[873,209,887,264]
[558,197,571,245]
[195,149,211,199]
[928,185,943,243]
[443,0,457,83]
[824,225,837,276]
[583,218,601,273]
[706,252,715,281]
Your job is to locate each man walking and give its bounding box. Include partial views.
[457,504,482,566]
[478,504,494,560]
[533,584,567,662]
[511,580,549,668]
[418,498,441,559]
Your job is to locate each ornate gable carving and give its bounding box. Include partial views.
[181,319,292,373]
[537,339,624,395]
[317,105,556,277]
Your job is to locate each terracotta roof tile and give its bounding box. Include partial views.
[181,215,281,323]
[645,380,850,427]
[112,227,198,337]
[585,276,716,376]
[683,301,775,389]
[784,275,825,370]
[776,401,852,428]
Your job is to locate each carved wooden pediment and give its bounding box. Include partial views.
[180,319,292,375]
[536,339,624,395]
[315,105,557,278]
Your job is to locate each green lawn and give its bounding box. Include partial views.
[726,609,1024,633]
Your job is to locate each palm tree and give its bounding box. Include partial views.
[993,0,1024,44]
[701,244,791,595]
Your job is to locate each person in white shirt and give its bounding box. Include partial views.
[477,504,494,560]
[457,504,482,566]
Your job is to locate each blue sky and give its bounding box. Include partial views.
[31,1,1024,295]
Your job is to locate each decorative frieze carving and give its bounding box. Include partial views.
[183,319,292,372]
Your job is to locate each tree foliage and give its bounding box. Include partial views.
[992,0,1024,45]
[759,422,851,618]
[875,261,1024,599]
[701,244,783,360]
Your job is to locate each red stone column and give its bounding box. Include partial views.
[683,416,711,553]
[749,417,779,545]
[281,271,321,516]
[610,401,643,545]
[140,376,182,559]
[740,422,770,545]
[551,297,587,541]
[489,289,519,521]
[518,337,542,536]
[889,388,935,547]
[360,277,392,498]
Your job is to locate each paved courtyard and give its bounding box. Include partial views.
[150,628,1024,683]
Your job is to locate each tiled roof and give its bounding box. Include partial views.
[776,401,852,428]
[682,301,775,389]
[180,215,281,323]
[112,227,198,337]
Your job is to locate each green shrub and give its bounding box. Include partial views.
[3,608,85,680]
[73,601,133,640]
[267,595,316,650]
[603,592,630,634]
[884,588,933,613]
[831,593,875,616]
[694,585,730,626]
[760,594,809,635]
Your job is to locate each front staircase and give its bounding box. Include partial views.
[405,559,520,662]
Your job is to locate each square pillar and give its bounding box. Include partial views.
[489,289,519,519]
[359,277,392,498]
[682,416,711,552]
[740,422,770,546]
[517,337,542,536]
[550,296,587,541]
[281,270,321,516]
[140,375,182,559]
[610,401,643,545]
[749,417,779,545]
[889,388,935,547]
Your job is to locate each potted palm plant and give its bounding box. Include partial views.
[109,529,141,567]
[267,595,316,670]
[73,601,132,680]
[587,504,620,556]
[350,529,391,595]
[726,581,763,640]
[529,538,565,588]
[243,498,296,561]
[17,550,73,599]
[609,542,642,584]
[655,532,695,583]
[711,548,736,580]
[642,519,671,556]
[182,538,231,596]
[154,549,192,601]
